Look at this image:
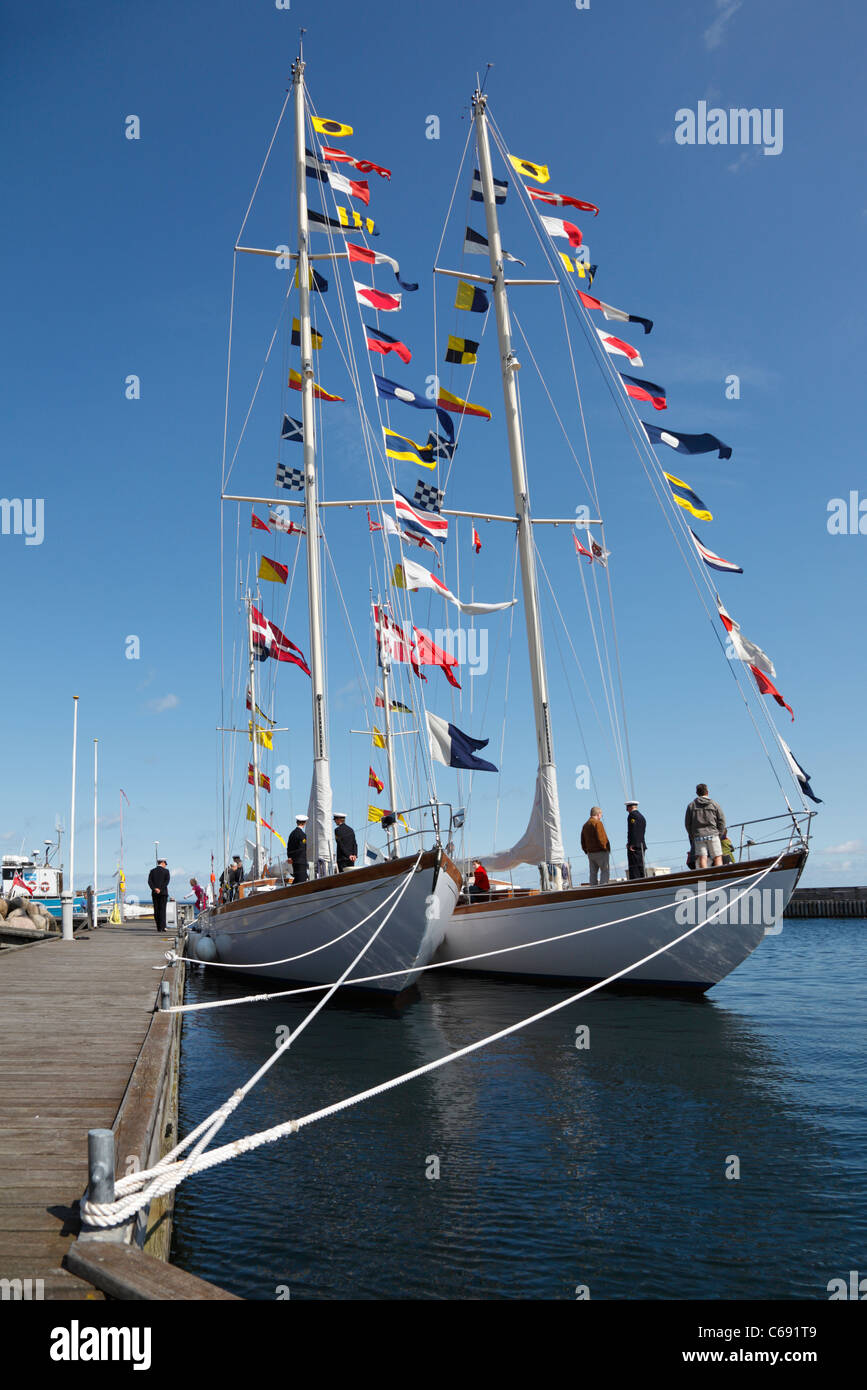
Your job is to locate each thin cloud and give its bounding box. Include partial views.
[148,693,180,713]
[704,0,743,51]
[821,840,865,856]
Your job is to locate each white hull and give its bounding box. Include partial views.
[194,849,460,994]
[436,852,806,991]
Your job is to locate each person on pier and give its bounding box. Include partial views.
[148,858,170,932]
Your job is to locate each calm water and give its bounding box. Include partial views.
[171,919,866,1300]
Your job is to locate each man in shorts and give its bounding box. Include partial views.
[685,783,727,870]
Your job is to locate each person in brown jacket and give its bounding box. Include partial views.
[580,807,610,885]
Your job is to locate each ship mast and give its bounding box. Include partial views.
[472,91,564,889]
[292,53,333,873]
[247,596,264,877]
[376,604,400,859]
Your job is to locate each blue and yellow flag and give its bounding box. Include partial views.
[291,318,323,349]
[664,472,712,522]
[455,280,489,313]
[383,428,436,470]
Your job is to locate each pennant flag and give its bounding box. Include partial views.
[11,872,33,896]
[426,711,497,773]
[778,738,821,803]
[642,422,732,460]
[367,804,410,830]
[260,817,286,849]
[291,318,323,349]
[368,507,439,558]
[619,372,667,410]
[463,226,526,264]
[374,606,460,687]
[472,526,482,554]
[372,726,386,749]
[251,511,270,533]
[437,386,492,421]
[305,148,371,204]
[539,213,583,249]
[596,328,643,367]
[508,154,549,184]
[257,555,289,585]
[375,687,412,712]
[275,462,304,491]
[269,507,306,536]
[309,208,378,237]
[527,186,599,216]
[716,598,775,677]
[573,531,593,562]
[294,266,328,293]
[665,472,712,522]
[346,242,417,291]
[288,367,344,402]
[281,415,304,442]
[354,280,401,313]
[373,373,455,440]
[455,280,489,313]
[245,686,275,724]
[445,334,478,365]
[321,145,391,180]
[368,766,384,794]
[393,488,448,544]
[578,291,652,335]
[312,116,354,138]
[248,764,272,793]
[412,480,444,512]
[394,557,515,616]
[471,168,508,203]
[383,428,435,468]
[688,528,742,574]
[750,664,793,720]
[559,254,598,285]
[366,325,412,364]
[423,431,457,461]
[251,606,311,674]
[248,723,273,750]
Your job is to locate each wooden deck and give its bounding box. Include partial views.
[0,920,173,1299]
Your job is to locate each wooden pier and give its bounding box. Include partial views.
[0,918,237,1300]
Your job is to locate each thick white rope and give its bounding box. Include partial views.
[164,859,780,1010]
[82,852,424,1229]
[84,853,783,1227]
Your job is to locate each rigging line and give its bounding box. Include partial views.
[223,282,294,491]
[321,532,376,712]
[104,857,791,1227]
[510,309,595,500]
[236,88,292,246]
[458,530,512,844]
[491,534,521,854]
[432,119,475,267]
[534,542,629,791]
[546,583,600,806]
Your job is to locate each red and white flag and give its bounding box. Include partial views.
[578,291,653,335]
[527,186,599,216]
[354,280,401,313]
[251,510,270,532]
[326,169,370,205]
[321,145,391,180]
[346,243,416,291]
[750,665,793,720]
[472,526,482,555]
[251,606,311,675]
[11,873,33,896]
[538,213,583,248]
[596,328,643,367]
[268,508,306,536]
[716,598,775,677]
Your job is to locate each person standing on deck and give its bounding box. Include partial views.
[148,858,170,933]
[625,801,647,879]
[286,814,309,883]
[334,813,357,872]
[685,783,727,869]
[580,808,610,886]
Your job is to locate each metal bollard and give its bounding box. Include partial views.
[87,1128,115,1205]
[160,980,171,1009]
[61,890,74,941]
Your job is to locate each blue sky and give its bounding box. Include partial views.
[2,0,865,895]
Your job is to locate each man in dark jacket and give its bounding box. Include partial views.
[286,814,309,883]
[334,813,357,872]
[148,859,170,933]
[685,783,727,869]
[626,800,647,879]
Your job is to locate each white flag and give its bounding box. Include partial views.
[393,556,515,616]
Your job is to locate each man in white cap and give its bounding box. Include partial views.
[286,814,309,883]
[334,813,357,872]
[625,800,647,879]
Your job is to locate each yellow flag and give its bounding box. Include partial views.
[246,803,257,822]
[257,556,288,585]
[509,154,549,184]
[368,804,384,823]
[248,721,273,750]
[372,726,386,749]
[312,115,353,138]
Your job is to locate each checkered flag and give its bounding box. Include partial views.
[412,479,444,513]
[276,462,304,491]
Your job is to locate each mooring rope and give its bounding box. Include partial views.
[81,852,784,1228]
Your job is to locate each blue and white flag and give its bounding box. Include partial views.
[463,226,526,265]
[424,431,457,461]
[426,711,497,773]
[373,373,455,441]
[281,415,304,443]
[643,422,732,461]
[688,528,743,574]
[471,168,508,203]
[778,737,822,804]
[393,488,448,544]
[276,462,304,491]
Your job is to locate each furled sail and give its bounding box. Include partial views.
[485,765,564,871]
[306,758,334,872]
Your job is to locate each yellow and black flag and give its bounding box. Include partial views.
[312,115,353,138]
[291,318,323,349]
[336,206,377,236]
[508,153,549,184]
[455,279,489,313]
[445,334,479,365]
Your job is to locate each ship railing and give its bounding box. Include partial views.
[728,810,815,861]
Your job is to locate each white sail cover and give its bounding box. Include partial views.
[485,764,565,871]
[306,758,334,871]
